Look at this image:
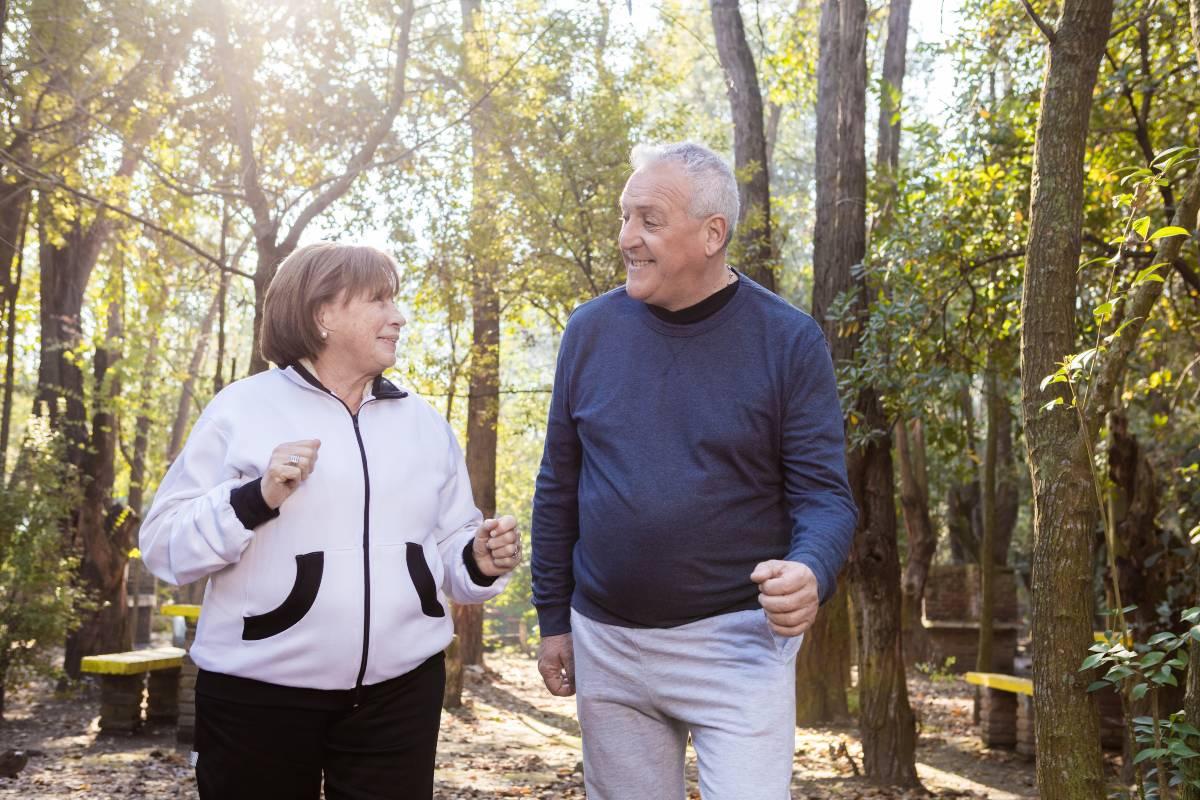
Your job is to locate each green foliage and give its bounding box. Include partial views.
[0,419,89,714]
[1085,607,1200,798]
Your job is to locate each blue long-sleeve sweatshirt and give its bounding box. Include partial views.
[530,276,858,637]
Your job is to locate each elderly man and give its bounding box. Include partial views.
[530,141,858,799]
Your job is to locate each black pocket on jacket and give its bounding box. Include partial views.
[406,543,446,618]
[242,552,324,640]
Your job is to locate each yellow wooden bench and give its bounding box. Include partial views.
[161,603,201,623]
[964,671,1035,757]
[964,671,1032,695]
[81,646,186,734]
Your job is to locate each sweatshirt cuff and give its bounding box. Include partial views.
[230,478,280,531]
[535,604,572,637]
[462,542,499,587]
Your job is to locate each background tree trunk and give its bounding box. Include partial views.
[873,0,910,225]
[166,289,220,463]
[1017,2,1114,796]
[976,351,999,674]
[813,0,919,785]
[1,193,29,479]
[795,582,851,724]
[452,0,501,672]
[897,417,936,664]
[709,0,774,290]
[64,296,131,677]
[798,0,855,724]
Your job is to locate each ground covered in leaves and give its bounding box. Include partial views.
[0,654,1051,799]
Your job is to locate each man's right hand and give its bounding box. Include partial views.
[537,633,575,696]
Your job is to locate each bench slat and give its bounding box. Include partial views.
[160,603,201,622]
[81,646,186,675]
[964,671,1034,696]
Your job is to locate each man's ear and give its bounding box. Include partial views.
[703,214,729,257]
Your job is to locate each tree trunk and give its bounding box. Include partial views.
[214,266,230,394]
[1,190,29,480]
[167,289,222,463]
[709,0,774,290]
[813,0,919,785]
[798,0,857,726]
[64,297,131,677]
[795,582,851,724]
[873,0,910,225]
[977,350,999,674]
[36,214,110,471]
[248,240,288,375]
[452,0,501,672]
[897,417,936,664]
[127,330,160,514]
[1018,3,1114,797]
[995,399,1018,565]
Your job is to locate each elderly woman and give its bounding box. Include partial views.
[140,242,520,800]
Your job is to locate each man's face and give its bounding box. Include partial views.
[618,162,710,310]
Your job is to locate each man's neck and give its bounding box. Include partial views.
[655,261,734,312]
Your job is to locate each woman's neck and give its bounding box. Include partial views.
[305,356,374,412]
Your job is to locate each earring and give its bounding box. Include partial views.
[320,330,328,340]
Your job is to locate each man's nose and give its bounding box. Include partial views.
[619,221,640,250]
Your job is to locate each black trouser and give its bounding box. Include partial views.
[194,653,445,800]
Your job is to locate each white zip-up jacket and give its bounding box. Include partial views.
[140,364,508,690]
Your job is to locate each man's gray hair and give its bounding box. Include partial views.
[630,142,740,247]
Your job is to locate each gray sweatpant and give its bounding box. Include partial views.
[571,608,802,800]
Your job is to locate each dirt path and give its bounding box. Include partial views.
[0,655,1041,799]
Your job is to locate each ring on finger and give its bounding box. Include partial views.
[287,454,301,466]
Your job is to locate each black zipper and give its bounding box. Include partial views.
[350,411,372,705]
[284,364,407,705]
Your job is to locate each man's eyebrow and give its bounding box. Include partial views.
[619,202,667,213]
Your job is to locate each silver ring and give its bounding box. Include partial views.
[287,454,301,466]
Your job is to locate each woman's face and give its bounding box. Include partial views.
[318,290,407,375]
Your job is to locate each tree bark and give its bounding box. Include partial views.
[166,289,221,463]
[1018,2,1114,797]
[795,582,851,724]
[452,0,501,672]
[813,0,919,785]
[36,213,111,471]
[0,191,29,480]
[709,0,774,290]
[976,350,999,674]
[797,0,856,726]
[873,0,911,226]
[897,417,936,664]
[127,329,160,514]
[64,297,132,677]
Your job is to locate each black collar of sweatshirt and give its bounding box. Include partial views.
[646,270,740,325]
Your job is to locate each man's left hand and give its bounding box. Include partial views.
[473,515,521,577]
[751,560,819,637]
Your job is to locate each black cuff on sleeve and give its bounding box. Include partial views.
[230,478,281,531]
[462,541,500,587]
[536,605,572,637]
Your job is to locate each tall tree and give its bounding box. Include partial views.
[453,0,502,670]
[710,0,774,290]
[1016,2,1116,796]
[205,0,416,374]
[812,0,918,784]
